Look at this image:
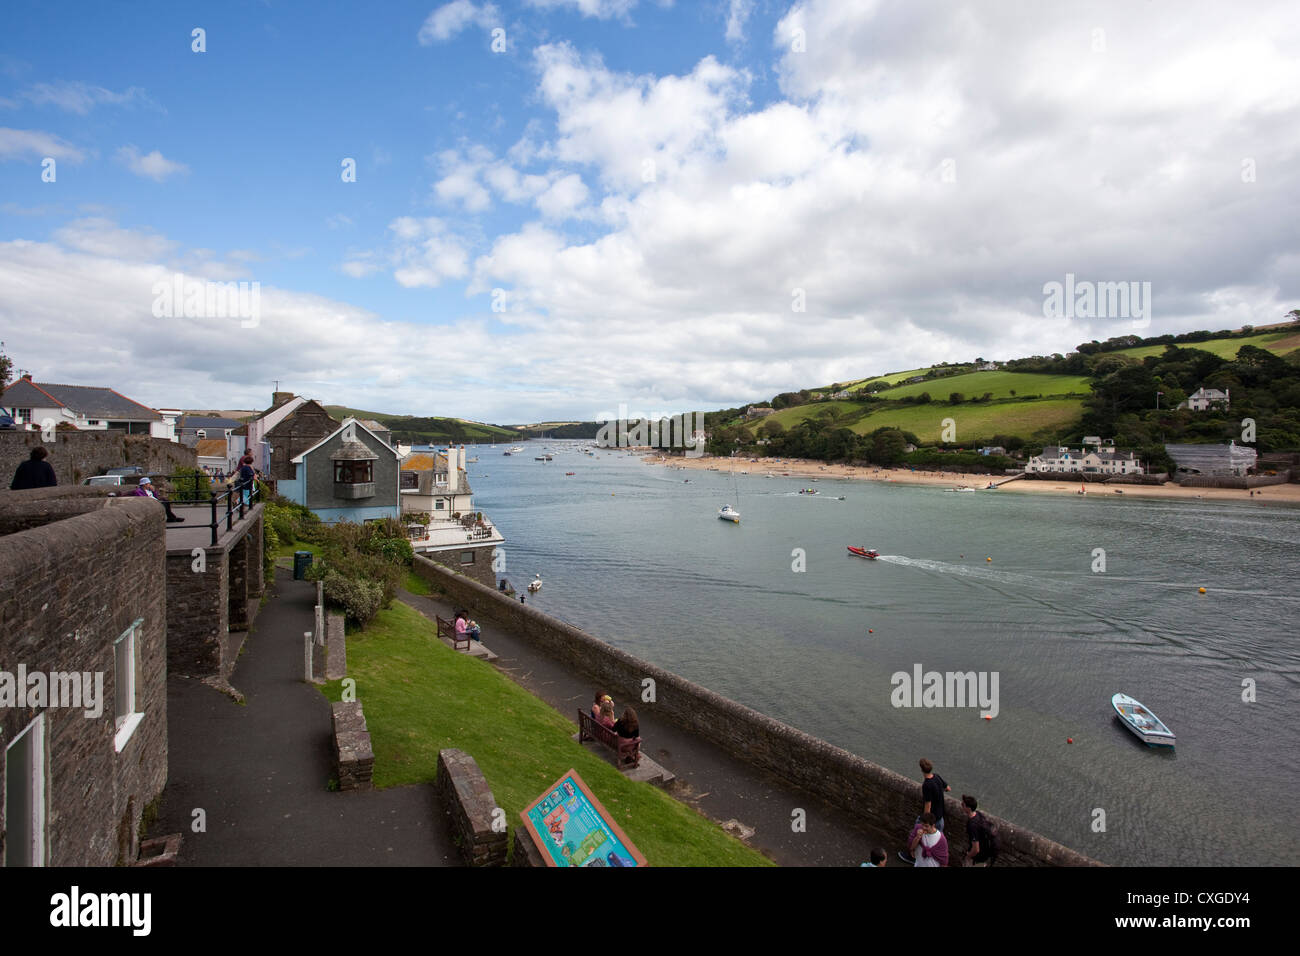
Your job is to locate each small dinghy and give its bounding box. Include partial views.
[1112,692,1175,747]
[718,504,741,523]
[527,575,543,593]
[847,546,879,559]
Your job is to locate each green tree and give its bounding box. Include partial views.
[0,342,12,391]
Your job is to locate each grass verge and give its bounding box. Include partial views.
[319,600,771,867]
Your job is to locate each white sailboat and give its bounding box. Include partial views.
[718,454,741,522]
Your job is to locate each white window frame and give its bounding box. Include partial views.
[113,618,145,753]
[3,713,47,867]
[16,408,32,424]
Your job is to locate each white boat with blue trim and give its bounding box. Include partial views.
[1112,692,1175,747]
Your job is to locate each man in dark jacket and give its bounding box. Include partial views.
[10,446,57,489]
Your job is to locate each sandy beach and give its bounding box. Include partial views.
[639,452,1300,505]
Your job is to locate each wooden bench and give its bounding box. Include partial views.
[577,710,641,768]
[435,615,472,652]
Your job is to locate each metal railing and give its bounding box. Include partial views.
[154,473,263,546]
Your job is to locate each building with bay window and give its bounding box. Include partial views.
[276,419,401,523]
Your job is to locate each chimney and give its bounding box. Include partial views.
[271,391,294,409]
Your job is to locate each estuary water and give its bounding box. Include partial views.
[470,442,1300,866]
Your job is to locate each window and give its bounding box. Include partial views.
[334,460,373,483]
[16,408,32,424]
[435,499,445,510]
[87,420,100,426]
[114,619,145,752]
[196,429,206,439]
[460,551,475,565]
[4,714,46,867]
[400,471,419,491]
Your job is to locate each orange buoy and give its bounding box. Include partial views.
[1067,737,1074,744]
[1198,587,1206,594]
[983,714,992,721]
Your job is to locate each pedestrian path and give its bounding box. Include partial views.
[149,570,456,866]
[398,587,900,867]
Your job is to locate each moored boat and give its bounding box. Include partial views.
[718,504,741,523]
[1111,692,1175,747]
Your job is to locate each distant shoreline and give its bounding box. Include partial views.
[638,452,1300,505]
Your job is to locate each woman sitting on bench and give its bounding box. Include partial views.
[454,611,481,642]
[597,699,616,729]
[613,707,639,743]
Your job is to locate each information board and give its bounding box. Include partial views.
[519,769,648,867]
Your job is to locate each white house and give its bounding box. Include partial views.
[1178,387,1230,411]
[1025,441,1144,475]
[399,445,505,582]
[0,376,175,438]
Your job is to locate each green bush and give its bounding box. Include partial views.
[170,466,212,502]
[319,570,384,627]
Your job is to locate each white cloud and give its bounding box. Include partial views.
[342,217,470,288]
[3,81,155,115]
[525,0,638,20]
[534,173,589,219]
[725,0,754,43]
[418,1,499,44]
[116,145,188,181]
[0,127,85,162]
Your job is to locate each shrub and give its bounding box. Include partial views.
[319,570,384,627]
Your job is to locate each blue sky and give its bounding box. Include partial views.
[2,1,1298,422]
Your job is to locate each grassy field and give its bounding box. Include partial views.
[848,398,1085,442]
[320,601,771,867]
[877,370,1091,401]
[1114,331,1295,361]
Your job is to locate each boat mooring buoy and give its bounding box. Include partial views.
[1198,587,1206,594]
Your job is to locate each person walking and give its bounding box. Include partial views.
[899,757,951,863]
[235,455,256,506]
[906,813,949,867]
[10,446,57,489]
[960,794,999,867]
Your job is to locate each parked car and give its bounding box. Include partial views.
[106,466,146,477]
[0,414,15,430]
[83,475,127,487]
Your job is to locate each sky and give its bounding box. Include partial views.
[1,0,1298,424]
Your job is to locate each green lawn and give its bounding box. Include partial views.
[848,398,1085,442]
[1114,331,1294,361]
[877,370,1091,401]
[320,601,771,867]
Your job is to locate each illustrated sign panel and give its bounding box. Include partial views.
[520,769,648,867]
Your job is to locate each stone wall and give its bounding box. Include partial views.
[413,556,1100,867]
[165,505,263,679]
[1177,472,1292,489]
[436,749,508,866]
[0,430,196,487]
[0,493,168,866]
[419,543,497,589]
[331,701,374,790]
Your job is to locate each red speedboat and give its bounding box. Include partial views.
[847,547,879,559]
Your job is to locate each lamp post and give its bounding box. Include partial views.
[1156,391,1163,410]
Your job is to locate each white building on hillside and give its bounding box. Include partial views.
[1178,387,1230,411]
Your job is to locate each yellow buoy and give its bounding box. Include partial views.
[986,557,992,562]
[1198,587,1206,594]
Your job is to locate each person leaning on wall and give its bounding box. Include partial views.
[10,446,57,489]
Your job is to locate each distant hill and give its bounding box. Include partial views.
[705,322,1300,463]
[324,407,519,444]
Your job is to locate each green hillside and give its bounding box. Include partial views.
[1114,330,1295,361]
[847,398,1086,443]
[879,370,1091,401]
[324,406,518,443]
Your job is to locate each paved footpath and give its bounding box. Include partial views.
[402,588,904,867]
[150,570,456,866]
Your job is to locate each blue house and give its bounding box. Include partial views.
[278,418,401,524]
